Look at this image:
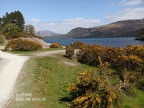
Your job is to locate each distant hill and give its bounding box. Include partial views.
[63,18,144,38]
[36,30,62,37]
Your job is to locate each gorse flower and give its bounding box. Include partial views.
[5,38,42,51]
[68,67,124,108]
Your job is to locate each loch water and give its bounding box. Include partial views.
[43,37,144,47]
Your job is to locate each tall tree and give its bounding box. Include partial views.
[2,10,25,31]
[14,10,25,31]
[3,23,20,39]
[24,24,35,35]
[2,12,10,26]
[0,18,2,30]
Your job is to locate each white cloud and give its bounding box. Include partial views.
[30,18,41,22]
[105,7,144,23]
[26,18,100,34]
[118,0,144,6]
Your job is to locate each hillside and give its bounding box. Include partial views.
[64,18,144,38]
[36,30,62,38]
[136,28,144,40]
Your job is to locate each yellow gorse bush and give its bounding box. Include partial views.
[77,44,144,72]
[66,42,144,108]
[5,38,42,51]
[68,63,124,108]
[50,42,62,48]
[74,42,144,84]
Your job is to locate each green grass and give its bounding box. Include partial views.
[6,54,93,108]
[8,48,64,56]
[123,89,144,108]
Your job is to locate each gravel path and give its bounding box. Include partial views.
[0,50,28,108]
[32,50,65,56]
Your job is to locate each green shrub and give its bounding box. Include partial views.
[50,42,62,48]
[0,35,4,44]
[5,38,42,51]
[0,30,3,35]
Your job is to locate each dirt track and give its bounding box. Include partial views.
[32,50,65,56]
[0,50,28,108]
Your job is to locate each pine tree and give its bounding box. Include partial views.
[1,10,25,32]
[14,10,25,31]
[0,18,2,30]
[3,23,20,39]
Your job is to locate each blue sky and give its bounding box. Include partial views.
[0,0,144,34]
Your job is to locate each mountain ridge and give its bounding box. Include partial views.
[36,30,62,37]
[63,18,144,38]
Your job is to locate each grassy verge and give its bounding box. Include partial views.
[8,48,65,56]
[6,54,93,108]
